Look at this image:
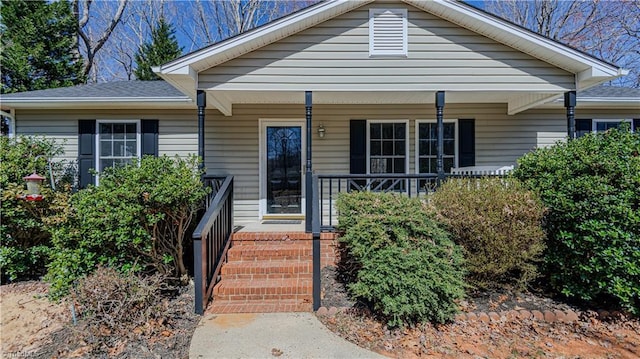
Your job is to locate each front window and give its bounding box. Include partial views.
[594,119,633,133]
[97,120,140,173]
[417,121,456,174]
[368,121,407,174]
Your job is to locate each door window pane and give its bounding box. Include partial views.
[266,126,302,214]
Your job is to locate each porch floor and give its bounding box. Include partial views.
[236,221,305,233]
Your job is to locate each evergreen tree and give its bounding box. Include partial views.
[1,0,84,94]
[134,18,182,81]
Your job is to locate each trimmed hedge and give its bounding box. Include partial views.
[336,191,465,327]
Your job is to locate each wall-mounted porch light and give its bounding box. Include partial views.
[317,124,326,138]
[23,173,46,201]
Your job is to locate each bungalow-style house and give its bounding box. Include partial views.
[2,0,639,314]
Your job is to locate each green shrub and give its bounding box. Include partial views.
[431,177,546,291]
[336,191,465,327]
[0,135,71,282]
[514,126,640,314]
[46,155,207,298]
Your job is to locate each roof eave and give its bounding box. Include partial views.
[2,97,195,110]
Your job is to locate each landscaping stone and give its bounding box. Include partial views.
[519,310,532,320]
[317,307,328,316]
[565,310,579,322]
[532,310,544,321]
[544,310,555,322]
[488,312,500,322]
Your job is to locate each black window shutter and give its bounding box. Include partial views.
[78,120,96,188]
[458,119,475,167]
[576,119,592,138]
[633,119,639,132]
[141,119,159,157]
[350,120,367,174]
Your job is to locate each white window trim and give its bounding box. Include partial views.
[366,119,410,174]
[592,119,634,132]
[415,119,459,174]
[95,119,141,185]
[369,8,408,57]
[1,110,16,138]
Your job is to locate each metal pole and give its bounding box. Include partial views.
[435,91,445,182]
[305,91,313,233]
[197,90,206,171]
[564,91,576,140]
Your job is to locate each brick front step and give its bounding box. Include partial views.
[204,232,339,314]
[213,278,312,301]
[208,299,312,314]
[221,260,312,280]
[226,243,312,261]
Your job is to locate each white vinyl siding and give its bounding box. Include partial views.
[199,3,574,92]
[14,109,198,164]
[369,8,407,56]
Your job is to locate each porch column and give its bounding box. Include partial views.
[435,91,445,182]
[565,91,576,140]
[197,90,206,170]
[305,91,313,233]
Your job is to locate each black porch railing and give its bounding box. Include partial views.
[309,173,492,233]
[193,175,234,315]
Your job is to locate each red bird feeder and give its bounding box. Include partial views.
[23,172,46,201]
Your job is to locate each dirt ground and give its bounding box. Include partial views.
[319,266,640,358]
[0,281,199,359]
[0,282,67,357]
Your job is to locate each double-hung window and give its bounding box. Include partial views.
[97,120,141,173]
[417,120,457,174]
[368,121,408,174]
[594,119,633,133]
[577,119,636,138]
[367,121,408,190]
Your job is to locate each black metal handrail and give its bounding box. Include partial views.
[309,173,495,233]
[193,175,234,315]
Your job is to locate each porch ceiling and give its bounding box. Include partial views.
[205,89,559,110]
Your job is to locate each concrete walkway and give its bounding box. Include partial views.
[189,312,387,359]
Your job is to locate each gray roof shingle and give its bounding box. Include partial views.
[578,85,640,98]
[1,80,187,99]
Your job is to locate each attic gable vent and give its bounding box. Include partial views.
[369,8,407,56]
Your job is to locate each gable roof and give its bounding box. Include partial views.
[154,0,626,115]
[1,81,193,110]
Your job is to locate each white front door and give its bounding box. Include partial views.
[259,120,305,218]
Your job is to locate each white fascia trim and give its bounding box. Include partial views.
[580,97,640,103]
[404,0,624,82]
[157,0,371,75]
